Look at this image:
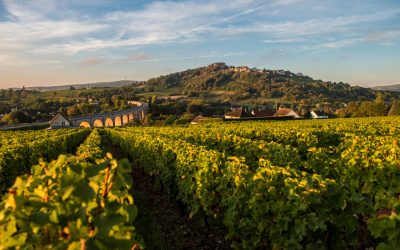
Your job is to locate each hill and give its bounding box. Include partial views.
[147,63,400,104]
[372,84,400,92]
[24,80,140,92]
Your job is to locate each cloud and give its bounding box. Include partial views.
[112,52,247,64]
[207,9,400,37]
[264,38,304,43]
[0,0,266,57]
[299,38,362,51]
[79,56,105,66]
[366,29,400,42]
[126,53,152,62]
[2,0,56,21]
[0,0,399,66]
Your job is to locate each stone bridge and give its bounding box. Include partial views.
[70,101,148,128]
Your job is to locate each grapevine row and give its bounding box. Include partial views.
[108,119,400,249]
[0,129,91,192]
[0,129,140,249]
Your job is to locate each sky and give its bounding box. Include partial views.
[0,0,399,88]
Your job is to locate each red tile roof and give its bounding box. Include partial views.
[225,107,246,118]
[252,109,274,117]
[275,108,295,116]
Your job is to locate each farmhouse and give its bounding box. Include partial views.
[191,115,203,125]
[311,110,329,119]
[225,107,248,119]
[49,114,71,128]
[251,109,274,118]
[275,108,300,118]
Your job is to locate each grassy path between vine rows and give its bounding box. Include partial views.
[102,135,230,250]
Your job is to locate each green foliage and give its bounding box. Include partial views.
[351,94,388,117]
[146,63,399,104]
[1,117,400,249]
[2,111,32,125]
[0,129,90,193]
[105,117,400,249]
[142,113,154,126]
[388,100,400,116]
[76,129,104,162]
[0,154,139,249]
[175,113,195,125]
[163,115,177,125]
[66,106,81,117]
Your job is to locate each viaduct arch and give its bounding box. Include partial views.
[68,101,148,128]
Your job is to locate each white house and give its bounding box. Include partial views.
[49,114,71,128]
[311,111,329,119]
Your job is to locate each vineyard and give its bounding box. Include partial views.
[1,117,400,249]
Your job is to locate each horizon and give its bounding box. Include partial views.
[0,0,399,88]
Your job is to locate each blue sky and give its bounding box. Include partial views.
[0,0,399,88]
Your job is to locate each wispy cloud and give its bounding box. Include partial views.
[131,52,248,63]
[264,38,304,43]
[126,53,153,62]
[298,38,362,51]
[1,0,399,60]
[208,9,400,37]
[79,56,105,66]
[109,52,247,64]
[0,0,266,57]
[366,28,400,42]
[0,0,399,87]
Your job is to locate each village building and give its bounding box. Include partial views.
[311,110,329,119]
[224,107,248,119]
[191,115,203,125]
[232,66,250,73]
[275,108,300,118]
[251,109,275,117]
[49,114,71,128]
[210,62,227,68]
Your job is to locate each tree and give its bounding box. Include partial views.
[78,103,94,115]
[344,102,359,117]
[297,104,305,116]
[142,114,154,125]
[119,100,128,110]
[353,101,375,117]
[2,111,31,124]
[186,99,206,114]
[66,106,81,117]
[145,86,155,92]
[6,88,13,99]
[260,90,271,98]
[164,115,177,125]
[388,100,400,116]
[374,93,387,116]
[175,113,195,125]
[151,96,157,106]
[58,107,67,116]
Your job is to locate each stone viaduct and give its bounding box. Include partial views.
[69,101,148,128]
